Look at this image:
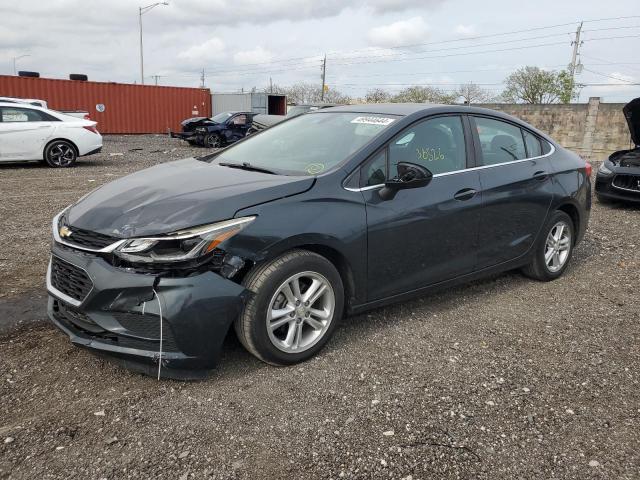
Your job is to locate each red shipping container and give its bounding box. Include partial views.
[0,75,211,134]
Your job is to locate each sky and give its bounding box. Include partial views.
[1,0,639,102]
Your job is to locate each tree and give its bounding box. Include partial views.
[365,88,392,103]
[265,82,351,104]
[390,86,455,104]
[501,66,578,104]
[455,82,495,104]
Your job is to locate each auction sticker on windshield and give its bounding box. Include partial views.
[350,116,396,126]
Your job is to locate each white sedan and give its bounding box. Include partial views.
[0,102,102,167]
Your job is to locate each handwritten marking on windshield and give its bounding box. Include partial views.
[306,163,325,174]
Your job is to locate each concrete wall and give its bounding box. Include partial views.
[477,98,633,160]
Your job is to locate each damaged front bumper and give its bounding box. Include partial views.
[168,130,204,145]
[46,243,249,377]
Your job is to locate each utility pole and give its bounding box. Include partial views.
[320,54,327,102]
[200,68,205,88]
[152,75,161,85]
[270,77,273,93]
[569,21,583,82]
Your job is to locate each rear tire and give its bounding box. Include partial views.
[522,210,574,281]
[235,250,344,366]
[44,140,77,168]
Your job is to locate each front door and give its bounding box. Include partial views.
[362,115,482,301]
[228,114,249,141]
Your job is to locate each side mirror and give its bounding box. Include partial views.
[379,162,433,200]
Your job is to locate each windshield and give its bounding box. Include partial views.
[211,112,234,123]
[213,112,399,175]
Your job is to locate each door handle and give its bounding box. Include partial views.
[533,171,549,181]
[453,188,477,201]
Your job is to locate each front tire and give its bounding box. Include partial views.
[235,250,344,365]
[522,210,574,281]
[204,133,222,148]
[44,140,77,167]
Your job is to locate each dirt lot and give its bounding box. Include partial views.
[0,136,639,479]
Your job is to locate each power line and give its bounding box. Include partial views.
[201,32,640,78]
[194,15,640,74]
[582,68,636,84]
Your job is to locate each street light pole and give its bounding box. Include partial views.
[138,2,168,85]
[139,7,144,85]
[13,54,31,75]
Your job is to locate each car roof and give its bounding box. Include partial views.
[0,101,44,108]
[322,103,446,116]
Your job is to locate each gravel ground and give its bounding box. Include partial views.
[0,136,639,479]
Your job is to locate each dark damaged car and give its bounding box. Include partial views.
[596,97,640,203]
[170,111,255,148]
[47,104,591,378]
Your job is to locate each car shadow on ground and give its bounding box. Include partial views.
[0,161,101,170]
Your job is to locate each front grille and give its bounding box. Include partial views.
[62,225,118,250]
[50,256,93,302]
[612,174,640,193]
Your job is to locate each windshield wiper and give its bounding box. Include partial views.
[218,162,278,175]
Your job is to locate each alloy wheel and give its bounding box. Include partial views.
[48,143,75,166]
[266,271,335,353]
[544,221,571,273]
[206,135,221,148]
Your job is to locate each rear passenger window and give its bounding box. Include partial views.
[523,130,542,157]
[474,117,526,165]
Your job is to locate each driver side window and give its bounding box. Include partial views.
[389,116,467,177]
[233,115,247,126]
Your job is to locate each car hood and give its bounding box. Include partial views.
[623,97,640,146]
[181,117,216,131]
[66,158,314,237]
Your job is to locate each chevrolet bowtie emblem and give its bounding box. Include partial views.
[59,226,72,238]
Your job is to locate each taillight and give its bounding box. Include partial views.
[585,161,592,178]
[83,126,98,134]
[83,114,90,120]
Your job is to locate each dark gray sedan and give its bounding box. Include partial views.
[47,104,591,378]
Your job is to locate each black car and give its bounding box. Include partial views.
[170,111,255,148]
[595,97,640,203]
[47,104,591,378]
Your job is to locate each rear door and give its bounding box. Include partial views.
[0,106,55,160]
[470,115,554,269]
[361,114,483,301]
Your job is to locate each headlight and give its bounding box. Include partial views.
[598,161,613,175]
[114,216,255,264]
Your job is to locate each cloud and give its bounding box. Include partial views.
[367,17,428,48]
[365,0,445,13]
[234,47,273,65]
[178,37,226,64]
[454,24,476,36]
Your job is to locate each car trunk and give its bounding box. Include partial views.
[609,97,640,166]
